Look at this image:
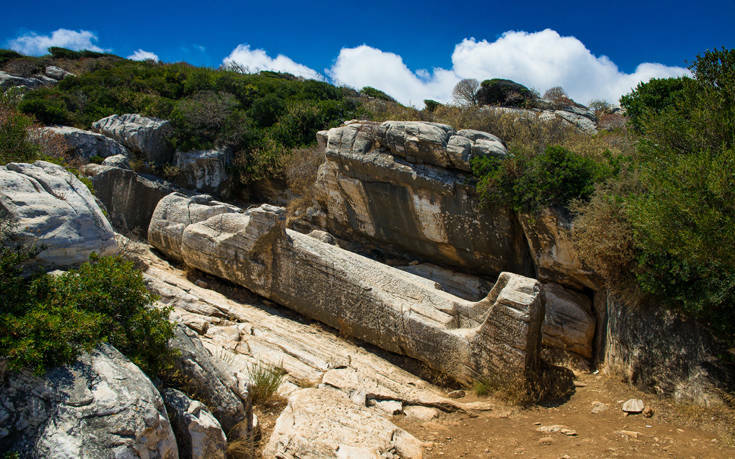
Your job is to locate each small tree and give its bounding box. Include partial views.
[423,99,441,112]
[452,78,479,106]
[543,86,567,101]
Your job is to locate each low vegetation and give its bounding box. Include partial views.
[247,361,287,405]
[0,216,175,375]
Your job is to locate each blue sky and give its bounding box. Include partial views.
[3,1,734,105]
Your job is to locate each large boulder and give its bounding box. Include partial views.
[263,387,424,458]
[92,114,174,164]
[313,121,532,277]
[169,323,250,433]
[163,388,226,459]
[0,161,117,267]
[0,344,178,458]
[44,65,74,80]
[36,126,128,162]
[0,71,50,89]
[86,166,179,237]
[173,149,230,194]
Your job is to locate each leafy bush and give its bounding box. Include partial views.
[47,47,109,59]
[0,49,23,65]
[360,86,396,102]
[619,77,687,132]
[0,102,41,164]
[0,241,176,375]
[423,99,441,112]
[472,145,619,213]
[476,78,535,107]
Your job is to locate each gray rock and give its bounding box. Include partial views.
[92,114,174,164]
[36,126,128,162]
[44,65,74,80]
[591,401,609,414]
[0,344,178,458]
[313,121,533,277]
[173,149,230,193]
[519,207,600,291]
[88,166,179,237]
[542,283,596,359]
[163,388,226,459]
[0,71,48,89]
[306,229,337,245]
[0,161,117,267]
[622,398,645,413]
[263,387,424,458]
[148,192,240,261]
[150,195,545,385]
[101,153,131,169]
[169,324,249,433]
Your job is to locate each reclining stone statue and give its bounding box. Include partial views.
[149,193,545,384]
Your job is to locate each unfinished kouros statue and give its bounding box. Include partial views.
[149,193,545,384]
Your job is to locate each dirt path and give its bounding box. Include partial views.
[395,371,735,458]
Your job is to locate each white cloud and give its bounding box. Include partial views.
[7,28,106,56]
[327,29,691,106]
[223,44,323,81]
[128,49,159,62]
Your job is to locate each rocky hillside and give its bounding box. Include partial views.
[1,47,734,458]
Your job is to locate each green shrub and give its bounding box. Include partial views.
[0,105,41,165]
[619,77,687,132]
[0,246,176,375]
[423,99,441,112]
[360,86,396,102]
[472,145,619,213]
[0,49,23,65]
[476,78,535,107]
[48,47,108,59]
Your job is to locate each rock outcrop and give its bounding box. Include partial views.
[163,388,227,459]
[85,165,179,236]
[0,70,52,89]
[44,65,74,80]
[173,149,230,194]
[149,193,545,385]
[168,323,250,433]
[263,387,424,458]
[542,283,595,359]
[485,105,598,134]
[0,161,117,267]
[519,207,599,291]
[313,121,533,277]
[36,126,128,162]
[92,114,174,164]
[102,153,131,169]
[0,344,177,458]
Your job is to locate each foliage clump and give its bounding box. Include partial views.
[0,222,175,375]
[476,78,535,107]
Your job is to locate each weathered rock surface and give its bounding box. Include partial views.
[150,193,545,384]
[603,292,735,406]
[86,166,179,236]
[263,387,424,458]
[44,65,74,80]
[148,192,241,261]
[397,262,494,301]
[92,114,174,164]
[519,206,599,291]
[486,105,598,135]
[169,323,249,433]
[36,125,128,161]
[0,344,177,458]
[542,283,596,359]
[102,153,131,169]
[163,388,226,459]
[173,149,230,193]
[313,121,532,276]
[0,161,117,267]
[0,70,50,89]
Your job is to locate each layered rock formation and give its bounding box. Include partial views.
[0,161,117,267]
[313,120,533,277]
[163,389,227,459]
[93,114,174,164]
[263,387,424,458]
[0,344,178,458]
[149,193,545,384]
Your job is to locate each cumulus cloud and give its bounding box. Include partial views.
[328,29,691,106]
[223,44,323,81]
[128,49,159,62]
[7,28,106,56]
